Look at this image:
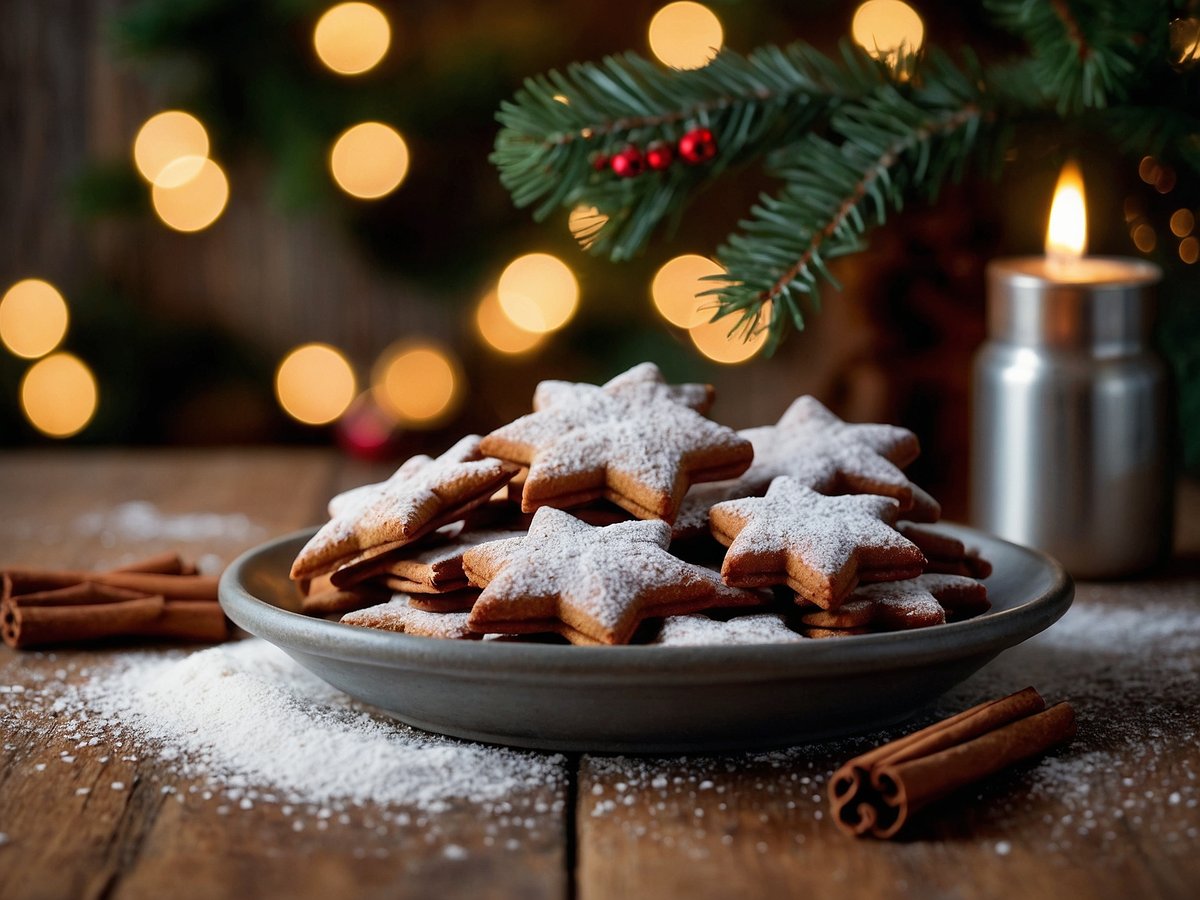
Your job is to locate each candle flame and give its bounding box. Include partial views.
[1046,160,1087,264]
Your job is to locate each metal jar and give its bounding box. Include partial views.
[970,257,1172,578]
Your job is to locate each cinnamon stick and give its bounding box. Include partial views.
[0,554,227,649]
[829,687,1076,838]
[2,568,217,602]
[2,595,166,649]
[133,600,230,642]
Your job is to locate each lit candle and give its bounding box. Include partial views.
[971,163,1171,578]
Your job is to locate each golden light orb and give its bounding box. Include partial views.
[1170,209,1195,238]
[133,111,210,187]
[1181,236,1199,264]
[1131,223,1157,253]
[497,253,580,334]
[275,343,357,426]
[851,0,925,64]
[568,204,608,250]
[151,157,229,232]
[648,2,723,70]
[475,290,544,355]
[313,3,391,75]
[329,122,410,199]
[689,303,771,365]
[0,279,69,359]
[651,254,725,328]
[372,342,462,426]
[20,352,98,438]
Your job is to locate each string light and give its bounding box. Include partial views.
[568,205,608,250]
[275,343,357,426]
[20,353,98,438]
[151,158,229,232]
[372,343,462,426]
[1138,156,1161,185]
[651,254,724,328]
[1170,209,1195,238]
[851,1,925,65]
[329,122,410,199]
[648,2,723,70]
[313,3,391,75]
[497,253,579,333]
[0,279,69,359]
[476,290,544,355]
[1181,236,1199,264]
[689,303,771,365]
[133,111,209,187]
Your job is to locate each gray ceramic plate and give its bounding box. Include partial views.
[219,525,1072,753]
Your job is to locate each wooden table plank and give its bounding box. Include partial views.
[0,450,569,900]
[575,485,1200,900]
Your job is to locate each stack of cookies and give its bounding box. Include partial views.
[289,363,992,647]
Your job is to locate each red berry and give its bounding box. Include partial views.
[591,152,609,172]
[678,127,717,165]
[610,146,645,178]
[645,141,674,170]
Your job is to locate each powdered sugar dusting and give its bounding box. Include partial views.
[0,639,565,842]
[653,613,803,646]
[580,586,1199,860]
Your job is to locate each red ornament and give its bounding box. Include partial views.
[678,127,717,165]
[591,152,609,172]
[609,146,645,178]
[645,141,674,170]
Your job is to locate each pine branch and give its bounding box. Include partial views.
[709,57,990,350]
[985,0,1168,114]
[491,44,892,261]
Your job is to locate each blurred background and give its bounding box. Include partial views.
[2,0,1197,518]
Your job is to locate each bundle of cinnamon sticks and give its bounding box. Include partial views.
[1,552,229,649]
[829,687,1076,838]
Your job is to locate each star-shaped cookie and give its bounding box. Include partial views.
[340,599,480,640]
[291,436,517,581]
[651,613,804,647]
[798,573,989,632]
[462,507,763,645]
[531,361,714,414]
[480,363,752,522]
[897,524,992,578]
[672,396,940,541]
[709,477,925,609]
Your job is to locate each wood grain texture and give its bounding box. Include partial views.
[0,449,567,900]
[0,451,1196,899]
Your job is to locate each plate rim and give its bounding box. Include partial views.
[218,524,1075,684]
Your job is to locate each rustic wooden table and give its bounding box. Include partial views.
[1,449,1197,900]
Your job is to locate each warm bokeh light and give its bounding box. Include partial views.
[133,111,209,187]
[568,204,608,250]
[1170,209,1195,237]
[373,343,462,426]
[651,254,725,328]
[1132,223,1157,253]
[0,279,69,359]
[275,343,357,426]
[151,157,229,232]
[20,353,97,438]
[476,290,544,355]
[851,0,925,63]
[497,253,580,333]
[1138,156,1161,185]
[648,2,723,70]
[329,122,410,199]
[1046,160,1087,262]
[313,3,391,75]
[689,303,771,365]
[1181,236,1199,264]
